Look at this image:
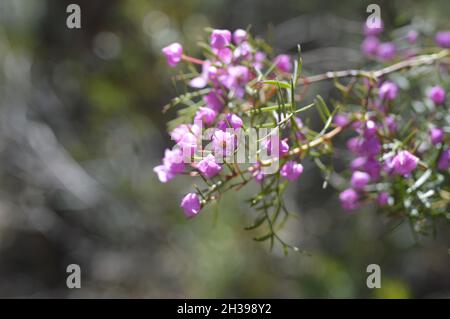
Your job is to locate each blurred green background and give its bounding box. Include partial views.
[0,0,449,298]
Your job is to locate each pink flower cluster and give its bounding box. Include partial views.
[158,28,303,218]
[339,78,449,211]
[361,19,450,62]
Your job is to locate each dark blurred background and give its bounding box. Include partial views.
[0,0,449,298]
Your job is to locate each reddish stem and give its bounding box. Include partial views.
[181,54,204,65]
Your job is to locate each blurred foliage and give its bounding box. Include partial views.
[0,0,449,298]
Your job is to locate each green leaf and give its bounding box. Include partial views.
[262,80,291,89]
[244,214,267,230]
[254,233,273,242]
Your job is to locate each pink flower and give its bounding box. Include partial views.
[334,114,349,127]
[170,124,192,143]
[361,36,380,57]
[379,81,398,100]
[218,113,243,130]
[438,149,450,170]
[233,29,247,44]
[360,136,381,156]
[221,65,250,98]
[163,148,185,173]
[226,113,243,129]
[177,131,199,158]
[162,42,183,67]
[253,170,265,183]
[347,137,361,154]
[210,29,231,49]
[189,61,217,88]
[385,116,397,133]
[197,154,222,178]
[435,31,450,48]
[204,90,224,112]
[153,148,185,183]
[364,20,384,36]
[253,51,266,70]
[233,41,252,60]
[274,54,292,73]
[212,130,236,156]
[377,42,396,61]
[194,107,217,125]
[350,157,367,171]
[339,188,359,210]
[407,30,418,44]
[264,137,289,157]
[153,165,174,183]
[428,85,446,104]
[364,157,381,180]
[180,193,201,218]
[377,192,390,206]
[351,171,370,189]
[392,150,419,176]
[430,128,444,145]
[364,120,378,138]
[215,47,233,64]
[280,161,303,181]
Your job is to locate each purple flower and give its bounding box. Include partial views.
[233,41,252,60]
[153,165,174,183]
[377,42,396,61]
[227,113,243,129]
[361,36,380,56]
[197,154,222,178]
[364,20,384,36]
[274,54,292,73]
[215,47,233,64]
[189,61,217,88]
[221,65,250,98]
[180,193,201,218]
[210,29,231,49]
[253,51,266,70]
[360,136,381,157]
[364,157,382,180]
[194,107,217,125]
[364,120,378,138]
[339,188,359,211]
[217,113,243,130]
[162,42,183,67]
[252,162,265,183]
[212,130,236,156]
[171,124,192,143]
[435,31,450,48]
[153,148,185,183]
[438,149,450,170]
[177,131,199,158]
[383,156,395,175]
[204,90,224,112]
[253,170,265,183]
[347,137,361,154]
[334,113,349,127]
[377,192,390,206]
[264,137,289,157]
[350,157,367,171]
[351,170,370,189]
[379,81,398,100]
[233,29,247,44]
[163,148,185,173]
[385,115,397,133]
[392,150,419,176]
[428,85,446,104]
[407,30,418,44]
[430,128,444,145]
[280,161,303,181]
